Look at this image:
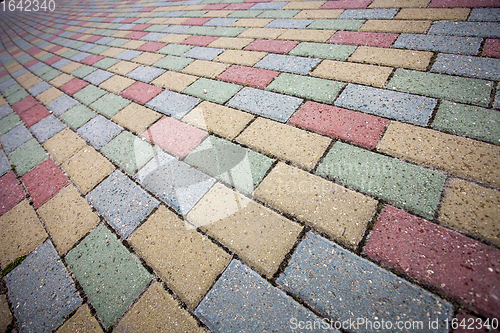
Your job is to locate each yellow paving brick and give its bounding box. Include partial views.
[99,75,135,94]
[214,50,267,66]
[112,103,161,134]
[34,51,48,59]
[0,97,6,106]
[158,33,190,43]
[161,18,189,25]
[439,178,500,247]
[39,185,99,255]
[17,73,42,89]
[128,206,231,309]
[311,59,393,87]
[181,59,230,78]
[54,47,72,55]
[132,52,165,65]
[60,62,83,74]
[282,1,325,9]
[151,71,198,92]
[231,18,274,28]
[99,47,126,57]
[35,87,63,105]
[43,44,56,51]
[122,40,147,50]
[5,62,22,73]
[208,37,254,49]
[203,10,234,17]
[254,163,378,248]
[277,29,334,42]
[0,200,48,268]
[83,28,97,34]
[111,30,132,38]
[368,0,430,8]
[49,73,75,88]
[348,46,433,70]
[188,183,302,277]
[97,23,112,29]
[236,117,331,171]
[183,101,254,140]
[43,128,86,165]
[56,305,103,333]
[77,34,93,41]
[377,122,500,189]
[108,60,140,75]
[238,27,286,39]
[360,19,432,33]
[395,8,470,20]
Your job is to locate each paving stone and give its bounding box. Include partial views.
[255,53,320,75]
[230,18,273,27]
[30,114,66,143]
[429,0,500,8]
[182,35,219,46]
[0,113,21,136]
[126,65,166,83]
[432,100,500,144]
[429,21,500,37]
[182,77,241,104]
[73,84,107,106]
[0,295,12,333]
[364,205,500,319]
[143,89,200,119]
[0,150,10,177]
[277,232,453,332]
[393,33,481,55]
[214,49,267,66]
[120,81,163,105]
[69,64,96,78]
[469,7,500,21]
[132,52,165,66]
[395,8,470,20]
[158,43,194,56]
[335,83,437,126]
[196,259,326,332]
[113,282,205,332]
[1,124,32,154]
[99,75,135,94]
[339,8,398,19]
[181,59,230,78]
[320,0,372,9]
[288,41,357,61]
[265,18,313,29]
[42,128,86,164]
[45,94,79,116]
[0,171,25,217]
[243,39,297,54]
[6,90,28,105]
[277,29,335,42]
[108,60,140,75]
[59,104,96,129]
[153,55,194,71]
[59,78,89,96]
[115,49,143,61]
[349,45,432,70]
[8,139,47,176]
[360,19,432,33]
[94,58,121,71]
[266,73,345,104]
[27,81,52,96]
[82,69,114,85]
[182,46,224,60]
[483,38,500,57]
[204,17,239,26]
[329,30,399,47]
[56,305,103,333]
[0,104,13,120]
[112,102,161,134]
[218,65,278,88]
[228,10,264,18]
[319,142,445,218]
[89,93,131,118]
[80,54,105,65]
[378,121,500,189]
[77,114,123,150]
[6,241,81,333]
[431,53,500,81]
[65,224,151,328]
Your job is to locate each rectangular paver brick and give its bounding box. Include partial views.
[393,33,482,55]
[42,128,86,164]
[153,55,194,71]
[182,77,241,104]
[312,59,392,87]
[90,93,131,118]
[1,124,32,154]
[328,31,398,47]
[214,49,267,66]
[431,53,500,81]
[119,81,163,104]
[59,104,96,130]
[429,21,500,37]
[360,19,432,33]
[289,41,357,61]
[111,103,161,134]
[8,139,47,176]
[255,53,320,74]
[145,90,201,119]
[0,172,25,216]
[395,8,470,20]
[181,59,229,78]
[217,65,278,89]
[243,39,297,53]
[349,45,433,70]
[338,8,398,19]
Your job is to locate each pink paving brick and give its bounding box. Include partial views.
[180,18,212,26]
[59,78,89,96]
[181,35,219,47]
[84,35,103,43]
[70,33,84,40]
[225,3,254,9]
[0,70,8,78]
[244,39,299,54]
[25,47,38,55]
[0,171,25,216]
[137,42,167,52]
[130,24,152,31]
[46,36,58,42]
[141,116,207,158]
[24,59,39,68]
[120,81,163,105]
[139,6,155,12]
[288,101,388,149]
[12,96,39,115]
[124,31,149,40]
[429,0,500,7]
[80,54,105,65]
[20,104,50,127]
[11,49,22,56]
[217,65,279,89]
[103,18,115,23]
[203,3,228,9]
[48,45,63,53]
[483,38,500,58]
[363,205,500,319]
[45,55,62,65]
[321,0,372,9]
[328,31,399,48]
[122,17,139,23]
[454,312,500,333]
[22,159,69,208]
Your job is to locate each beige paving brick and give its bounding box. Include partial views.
[56,305,103,333]
[60,62,83,74]
[238,27,286,39]
[368,0,430,8]
[214,50,267,66]
[39,185,99,255]
[395,8,470,20]
[99,75,135,94]
[311,59,392,87]
[112,103,161,134]
[161,18,189,25]
[35,87,63,105]
[61,146,115,195]
[181,59,230,78]
[18,73,42,89]
[0,200,48,268]
[203,10,234,17]
[97,23,112,29]
[236,117,331,171]
[278,29,335,42]
[0,96,6,106]
[84,28,97,34]
[158,33,190,43]
[54,47,72,56]
[99,47,126,57]
[439,178,500,247]
[111,30,132,38]
[231,18,274,28]
[114,282,204,333]
[128,205,231,309]
[132,52,165,65]
[108,61,140,75]
[77,34,93,41]
[43,128,86,165]
[188,183,302,277]
[49,73,75,88]
[34,51,48,59]
[254,163,378,248]
[6,62,22,73]
[282,1,325,9]
[377,122,500,189]
[348,46,432,70]
[360,19,432,33]
[208,37,254,49]
[151,71,198,92]
[0,295,12,333]
[122,40,147,50]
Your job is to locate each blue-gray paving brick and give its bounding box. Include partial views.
[86,170,159,238]
[11,68,27,78]
[95,36,115,44]
[163,10,187,17]
[495,83,500,109]
[52,58,71,69]
[392,33,481,55]
[431,53,500,81]
[134,150,216,215]
[182,46,225,60]
[0,79,16,93]
[195,259,329,333]
[203,18,239,27]
[227,87,302,123]
[1,124,32,154]
[468,8,500,21]
[126,65,166,83]
[83,69,114,85]
[30,115,65,143]
[27,62,44,72]
[77,43,95,52]
[0,104,13,120]
[265,19,313,29]
[0,149,9,176]
[27,81,52,96]
[70,52,92,62]
[428,21,500,37]
[46,94,79,116]
[115,49,143,61]
[339,8,398,19]
[140,32,168,41]
[117,23,136,30]
[6,241,81,333]
[250,1,285,9]
[77,115,123,149]
[255,54,321,75]
[335,84,437,126]
[145,90,201,118]
[162,25,191,33]
[277,232,453,333]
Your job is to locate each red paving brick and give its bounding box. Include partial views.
[288,101,388,149]
[244,39,299,54]
[320,0,372,9]
[328,31,399,47]
[48,45,63,53]
[20,104,50,127]
[124,31,149,40]
[84,35,103,43]
[429,0,500,7]
[363,205,500,319]
[45,55,62,65]
[483,38,500,58]
[21,158,69,208]
[130,24,152,31]
[70,33,84,40]
[59,78,89,96]
[225,3,254,9]
[0,171,25,216]
[120,81,163,104]
[0,70,8,78]
[121,17,139,23]
[12,96,38,115]
[137,42,167,52]
[181,35,219,47]
[141,116,207,158]
[217,65,279,89]
[24,59,39,68]
[80,54,105,65]
[181,17,212,26]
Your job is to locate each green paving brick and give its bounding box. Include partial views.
[153,55,194,71]
[94,29,115,36]
[69,41,85,50]
[158,44,193,56]
[4,83,23,97]
[107,38,128,47]
[258,10,299,19]
[228,10,263,18]
[134,18,150,24]
[316,142,446,219]
[94,58,120,69]
[289,42,357,61]
[266,73,345,104]
[107,24,122,30]
[8,139,47,176]
[40,68,62,81]
[65,224,151,329]
[71,65,97,79]
[307,19,364,31]
[6,89,29,105]
[183,77,242,104]
[73,85,107,106]
[144,25,169,32]
[90,93,131,118]
[184,26,216,36]
[39,53,53,62]
[184,136,274,194]
[0,113,21,136]
[0,75,10,84]
[181,10,208,17]
[432,101,500,145]
[388,68,493,107]
[61,49,80,59]
[60,104,97,129]
[88,45,109,55]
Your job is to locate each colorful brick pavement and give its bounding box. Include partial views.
[0,0,499,331]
